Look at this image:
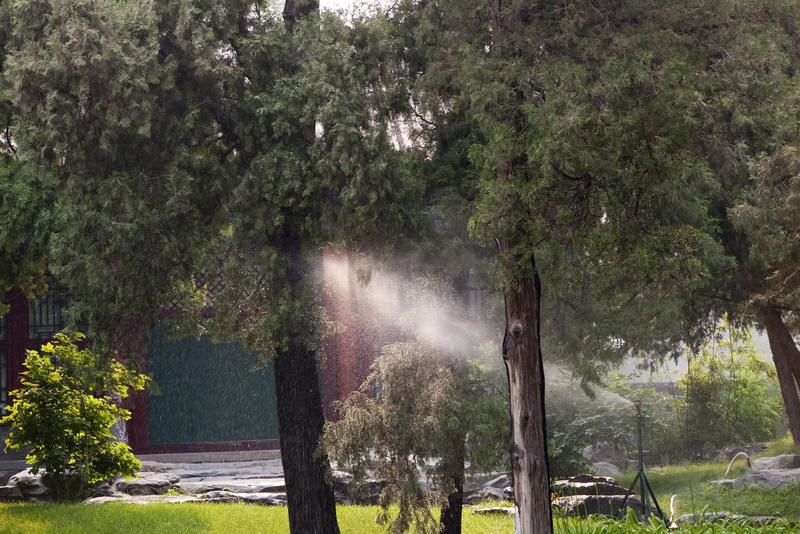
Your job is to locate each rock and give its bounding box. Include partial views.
[733,467,800,490]
[751,454,800,471]
[472,507,515,516]
[582,442,628,470]
[115,472,180,495]
[331,471,384,505]
[198,491,286,505]
[552,494,643,519]
[552,480,626,497]
[0,485,23,501]
[709,479,736,488]
[551,474,643,519]
[7,469,52,500]
[463,473,513,504]
[589,462,623,476]
[176,477,285,495]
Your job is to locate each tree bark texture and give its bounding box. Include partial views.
[500,244,553,534]
[275,339,341,534]
[439,436,466,534]
[761,306,800,447]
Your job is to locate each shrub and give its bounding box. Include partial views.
[1,332,149,501]
[324,342,507,534]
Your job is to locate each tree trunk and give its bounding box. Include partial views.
[274,2,341,531]
[439,436,465,534]
[500,243,552,534]
[275,340,341,534]
[761,306,800,447]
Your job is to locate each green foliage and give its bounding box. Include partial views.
[1,333,149,501]
[608,322,784,463]
[324,343,507,533]
[546,403,632,478]
[675,323,784,458]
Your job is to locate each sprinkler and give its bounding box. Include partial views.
[621,400,666,524]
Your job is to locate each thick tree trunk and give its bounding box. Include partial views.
[500,244,552,534]
[761,307,800,447]
[439,436,465,534]
[275,340,341,534]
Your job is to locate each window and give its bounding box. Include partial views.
[0,350,6,410]
[28,282,72,340]
[0,307,6,341]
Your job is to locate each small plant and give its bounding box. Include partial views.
[1,332,149,501]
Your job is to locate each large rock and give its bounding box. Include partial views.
[552,494,643,519]
[583,442,628,470]
[332,471,384,505]
[0,485,23,501]
[463,473,513,504]
[732,467,800,490]
[115,472,180,495]
[751,454,800,471]
[198,490,286,505]
[552,478,626,497]
[590,462,622,476]
[551,474,644,519]
[176,477,285,495]
[7,469,53,501]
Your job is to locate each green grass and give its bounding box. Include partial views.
[1,437,798,534]
[0,502,794,534]
[616,434,800,522]
[0,503,515,534]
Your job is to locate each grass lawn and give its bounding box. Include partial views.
[1,437,798,534]
[0,502,515,534]
[0,502,796,533]
[616,435,800,521]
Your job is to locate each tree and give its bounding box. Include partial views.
[6,1,416,530]
[1,333,148,501]
[389,2,735,531]
[325,342,507,534]
[676,1,800,446]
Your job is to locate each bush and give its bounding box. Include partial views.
[1,333,149,501]
[324,342,507,534]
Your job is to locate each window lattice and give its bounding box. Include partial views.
[28,282,72,340]
[0,308,6,342]
[0,351,7,408]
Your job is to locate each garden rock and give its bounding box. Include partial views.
[708,478,736,488]
[463,473,513,504]
[552,494,643,519]
[589,461,622,476]
[582,442,628,470]
[552,475,625,497]
[750,454,800,471]
[115,472,180,495]
[732,467,800,490]
[7,469,53,501]
[332,471,384,505]
[198,490,287,505]
[551,474,643,519]
[0,485,23,501]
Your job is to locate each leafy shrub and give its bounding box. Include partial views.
[608,322,784,463]
[675,325,784,459]
[1,333,149,501]
[324,342,507,534]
